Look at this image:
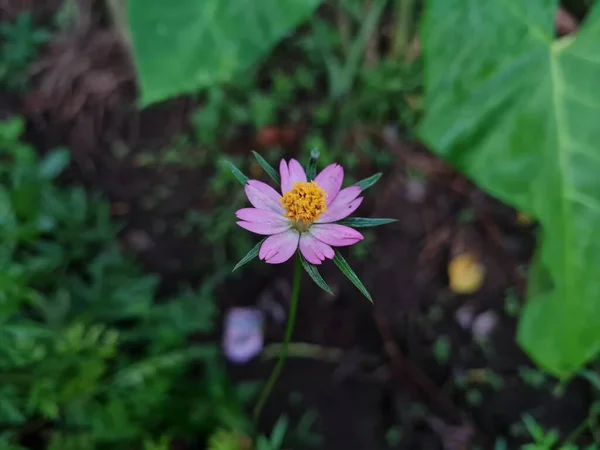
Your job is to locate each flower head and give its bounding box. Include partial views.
[236,159,364,264]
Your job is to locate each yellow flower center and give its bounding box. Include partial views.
[280,181,327,226]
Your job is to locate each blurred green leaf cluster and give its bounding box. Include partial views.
[0,13,50,93]
[0,118,252,448]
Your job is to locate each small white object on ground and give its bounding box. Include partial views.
[454,305,474,330]
[222,307,264,364]
[405,179,427,204]
[471,310,499,342]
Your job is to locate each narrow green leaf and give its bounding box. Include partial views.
[269,416,289,449]
[329,0,386,99]
[233,238,265,272]
[332,250,372,302]
[39,149,70,180]
[300,255,333,295]
[335,217,396,228]
[355,173,381,191]
[252,151,280,184]
[227,161,249,186]
[306,148,319,181]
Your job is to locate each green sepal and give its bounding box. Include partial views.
[227,161,249,186]
[232,238,266,271]
[252,151,280,185]
[355,173,381,191]
[335,217,396,228]
[333,250,372,302]
[300,255,333,294]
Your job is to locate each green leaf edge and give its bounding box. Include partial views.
[335,217,396,228]
[227,161,249,186]
[300,255,333,295]
[233,238,266,272]
[355,173,382,191]
[252,151,280,185]
[332,250,372,302]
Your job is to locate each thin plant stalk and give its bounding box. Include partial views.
[561,415,593,448]
[253,254,303,422]
[392,0,415,59]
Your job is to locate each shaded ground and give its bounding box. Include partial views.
[5,1,597,449]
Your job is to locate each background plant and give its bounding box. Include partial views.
[0,118,262,449]
[420,0,600,377]
[0,12,50,93]
[124,0,322,106]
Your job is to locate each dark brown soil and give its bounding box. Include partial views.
[8,1,596,449]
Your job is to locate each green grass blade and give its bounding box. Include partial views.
[227,161,249,186]
[300,255,333,295]
[232,238,265,272]
[252,151,280,185]
[333,250,372,302]
[269,416,289,449]
[335,217,396,228]
[355,173,381,191]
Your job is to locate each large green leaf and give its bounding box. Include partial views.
[421,0,600,377]
[127,0,322,106]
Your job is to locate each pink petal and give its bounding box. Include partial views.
[259,229,300,264]
[330,186,361,205]
[236,208,290,235]
[288,159,307,183]
[299,233,335,265]
[317,197,363,223]
[236,208,286,224]
[309,223,364,247]
[279,159,291,193]
[314,163,344,204]
[245,180,284,213]
[279,159,306,193]
[237,221,291,235]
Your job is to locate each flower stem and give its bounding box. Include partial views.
[253,254,303,422]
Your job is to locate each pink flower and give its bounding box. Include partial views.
[236,159,364,265]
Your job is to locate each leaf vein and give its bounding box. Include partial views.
[497,0,552,44]
[567,191,600,214]
[561,89,600,111]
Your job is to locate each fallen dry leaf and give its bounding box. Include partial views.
[448,252,485,294]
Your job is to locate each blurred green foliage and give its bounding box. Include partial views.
[421,0,600,378]
[0,13,49,93]
[2,1,423,446]
[0,118,255,449]
[126,0,322,106]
